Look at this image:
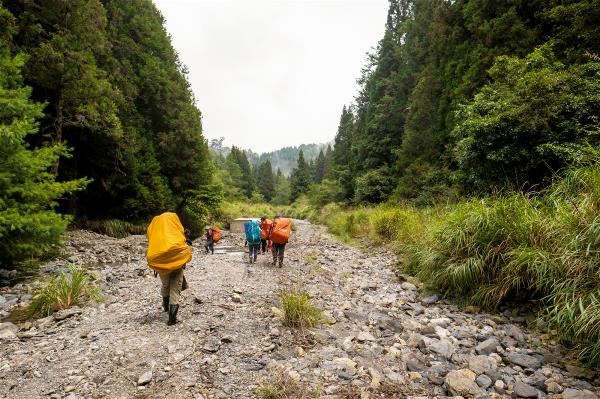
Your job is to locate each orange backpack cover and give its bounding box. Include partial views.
[260,219,272,240]
[271,218,291,244]
[212,226,222,242]
[146,212,192,275]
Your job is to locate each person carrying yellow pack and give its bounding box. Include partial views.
[146,212,192,325]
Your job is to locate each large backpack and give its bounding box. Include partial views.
[212,226,222,242]
[146,212,192,275]
[244,220,261,244]
[260,219,272,240]
[271,218,291,244]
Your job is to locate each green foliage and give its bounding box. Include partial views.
[280,288,324,329]
[86,219,146,238]
[353,167,395,204]
[272,170,292,205]
[290,150,312,202]
[454,46,600,192]
[308,162,599,366]
[0,19,87,269]
[256,160,275,202]
[228,146,255,198]
[25,265,102,318]
[307,179,343,207]
[326,0,599,205]
[3,0,216,224]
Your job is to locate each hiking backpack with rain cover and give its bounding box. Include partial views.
[244,220,261,244]
[146,212,192,275]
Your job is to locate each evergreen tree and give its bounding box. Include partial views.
[332,106,355,200]
[314,149,326,183]
[228,146,255,198]
[290,150,311,201]
[0,6,87,267]
[272,169,291,205]
[323,145,334,179]
[256,160,275,202]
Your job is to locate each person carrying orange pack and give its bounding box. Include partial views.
[259,216,272,254]
[268,215,291,268]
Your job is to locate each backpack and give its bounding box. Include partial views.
[212,226,222,242]
[271,218,291,244]
[146,212,192,275]
[244,220,261,244]
[260,219,272,240]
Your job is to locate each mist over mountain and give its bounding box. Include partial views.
[209,138,331,176]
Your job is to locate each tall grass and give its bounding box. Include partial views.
[280,288,324,329]
[86,219,146,238]
[25,265,102,318]
[314,164,600,366]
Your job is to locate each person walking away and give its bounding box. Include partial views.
[146,212,192,325]
[244,219,261,263]
[269,215,291,268]
[259,217,272,254]
[204,226,214,254]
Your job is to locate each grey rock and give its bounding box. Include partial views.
[202,337,221,353]
[506,353,542,370]
[505,324,526,343]
[429,339,455,359]
[400,282,417,291]
[514,380,538,398]
[138,370,152,386]
[422,294,439,304]
[476,374,492,388]
[468,355,496,375]
[445,369,482,397]
[476,338,500,355]
[53,307,82,321]
[239,358,266,371]
[562,388,598,399]
[357,331,376,342]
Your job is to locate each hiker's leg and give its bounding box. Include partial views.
[210,242,214,254]
[252,244,258,262]
[205,244,209,253]
[278,244,285,266]
[160,273,170,298]
[272,245,278,264]
[169,268,184,305]
[261,239,266,254]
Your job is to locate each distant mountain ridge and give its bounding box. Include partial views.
[209,139,331,176]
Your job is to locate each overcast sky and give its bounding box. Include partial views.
[153,0,388,153]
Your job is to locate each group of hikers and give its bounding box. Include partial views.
[204,216,290,267]
[145,212,291,325]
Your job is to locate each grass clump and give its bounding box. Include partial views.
[86,219,146,238]
[25,265,102,318]
[280,288,324,329]
[254,371,321,399]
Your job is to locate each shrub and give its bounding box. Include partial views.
[280,288,324,329]
[25,265,102,318]
[255,371,321,399]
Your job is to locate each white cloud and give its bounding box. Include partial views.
[153,0,388,152]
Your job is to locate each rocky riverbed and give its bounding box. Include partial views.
[0,222,598,398]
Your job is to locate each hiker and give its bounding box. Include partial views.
[204,226,214,254]
[244,219,261,263]
[146,212,191,326]
[269,215,291,268]
[259,216,272,254]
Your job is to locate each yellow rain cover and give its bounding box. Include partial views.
[146,212,192,275]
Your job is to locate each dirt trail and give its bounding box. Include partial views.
[0,222,598,399]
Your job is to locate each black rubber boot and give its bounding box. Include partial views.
[162,296,169,312]
[167,304,179,325]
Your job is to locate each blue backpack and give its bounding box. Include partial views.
[244,220,261,244]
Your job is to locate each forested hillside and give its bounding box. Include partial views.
[210,138,330,177]
[326,0,599,205]
[0,0,215,268]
